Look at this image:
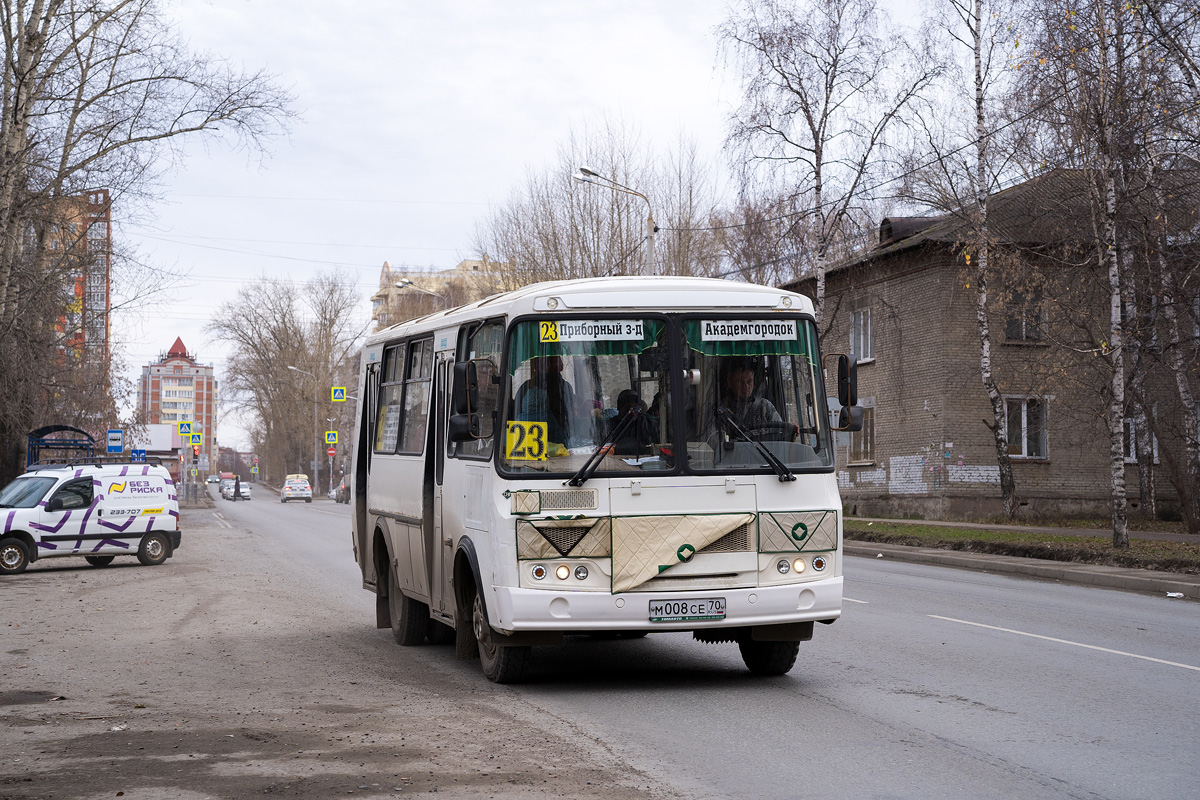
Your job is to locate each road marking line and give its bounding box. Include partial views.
[929,615,1200,672]
[211,512,232,530]
[844,597,869,604]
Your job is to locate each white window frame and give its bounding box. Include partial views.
[1123,416,1159,465]
[849,404,876,465]
[850,307,873,363]
[1003,395,1048,459]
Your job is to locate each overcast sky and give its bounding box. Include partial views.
[114,0,742,450]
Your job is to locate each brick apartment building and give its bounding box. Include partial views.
[784,170,1195,520]
[135,338,218,475]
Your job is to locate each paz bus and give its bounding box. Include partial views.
[349,276,862,682]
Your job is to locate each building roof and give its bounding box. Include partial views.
[167,337,188,358]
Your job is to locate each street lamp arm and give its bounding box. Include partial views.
[395,278,448,301]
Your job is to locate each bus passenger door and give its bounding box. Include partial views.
[431,352,452,616]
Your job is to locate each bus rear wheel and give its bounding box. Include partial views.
[738,639,800,676]
[472,594,529,683]
[388,564,428,646]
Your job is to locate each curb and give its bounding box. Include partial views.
[844,541,1200,600]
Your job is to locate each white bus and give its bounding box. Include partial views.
[349,276,862,682]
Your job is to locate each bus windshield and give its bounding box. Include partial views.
[501,318,671,474]
[681,317,832,471]
[499,315,832,476]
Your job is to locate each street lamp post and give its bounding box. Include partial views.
[326,417,337,497]
[573,165,656,275]
[395,278,449,305]
[287,365,319,488]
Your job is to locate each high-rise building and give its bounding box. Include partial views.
[52,189,112,364]
[136,338,218,472]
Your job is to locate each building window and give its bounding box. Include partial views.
[850,307,873,362]
[1123,416,1159,464]
[1005,289,1044,341]
[849,406,875,464]
[1005,396,1047,458]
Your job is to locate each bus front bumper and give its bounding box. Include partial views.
[489,576,843,634]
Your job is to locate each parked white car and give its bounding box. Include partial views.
[0,460,181,575]
[280,479,312,503]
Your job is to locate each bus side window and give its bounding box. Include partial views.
[454,319,504,459]
[374,343,406,453]
[400,338,434,454]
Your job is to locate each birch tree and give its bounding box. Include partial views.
[719,0,938,323]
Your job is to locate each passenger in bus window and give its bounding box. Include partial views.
[609,389,659,455]
[514,356,575,445]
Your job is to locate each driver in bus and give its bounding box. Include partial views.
[720,358,795,438]
[514,355,575,446]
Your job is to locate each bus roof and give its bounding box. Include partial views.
[367,276,812,345]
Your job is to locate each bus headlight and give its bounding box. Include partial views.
[574,565,589,580]
[531,564,547,581]
[812,556,827,572]
[555,564,571,580]
[793,558,806,574]
[776,559,790,574]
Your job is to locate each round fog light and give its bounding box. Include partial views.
[555,564,571,580]
[812,556,827,571]
[793,558,806,573]
[574,565,589,580]
[531,564,547,581]
[776,559,790,574]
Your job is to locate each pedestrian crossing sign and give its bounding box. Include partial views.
[332,387,347,402]
[325,431,338,444]
[190,433,203,445]
[178,421,192,437]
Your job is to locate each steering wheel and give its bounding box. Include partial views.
[739,421,796,442]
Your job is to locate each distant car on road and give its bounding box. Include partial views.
[334,478,350,504]
[218,479,234,499]
[281,479,312,504]
[206,474,219,484]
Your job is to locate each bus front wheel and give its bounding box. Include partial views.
[738,639,800,676]
[388,565,429,646]
[472,594,529,684]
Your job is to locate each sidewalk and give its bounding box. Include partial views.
[844,518,1200,600]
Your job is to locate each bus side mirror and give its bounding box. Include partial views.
[838,354,857,408]
[836,405,864,432]
[452,361,478,415]
[447,413,480,442]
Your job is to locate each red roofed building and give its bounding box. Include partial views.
[136,338,218,475]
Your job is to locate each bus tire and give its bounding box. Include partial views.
[137,533,171,566]
[388,564,428,646]
[427,620,456,645]
[0,537,30,575]
[738,639,800,676]
[85,555,115,567]
[473,593,529,683]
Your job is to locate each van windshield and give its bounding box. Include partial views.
[0,476,57,508]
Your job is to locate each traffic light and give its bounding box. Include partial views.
[192,445,199,462]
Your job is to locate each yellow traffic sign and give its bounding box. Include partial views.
[325,431,338,444]
[178,421,192,436]
[331,387,347,402]
[190,433,203,445]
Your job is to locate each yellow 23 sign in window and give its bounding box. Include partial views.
[506,421,547,461]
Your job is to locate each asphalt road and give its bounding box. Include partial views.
[3,497,1198,800]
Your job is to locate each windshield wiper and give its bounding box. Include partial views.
[718,407,796,482]
[567,407,642,487]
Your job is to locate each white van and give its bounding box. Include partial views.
[0,460,181,575]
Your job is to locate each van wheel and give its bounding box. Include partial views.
[137,533,171,566]
[85,555,115,567]
[388,564,428,646]
[0,537,30,575]
[473,594,529,683]
[738,639,800,676]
